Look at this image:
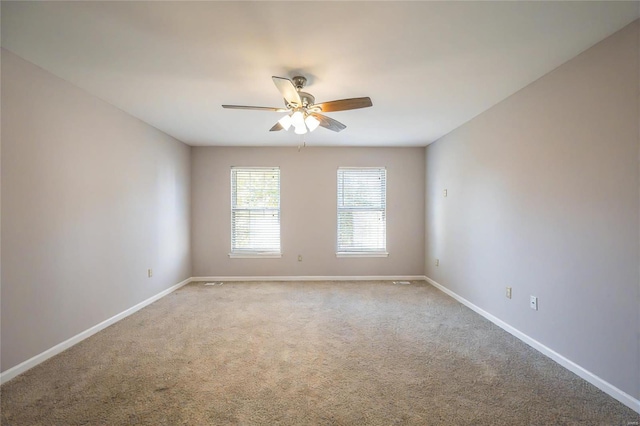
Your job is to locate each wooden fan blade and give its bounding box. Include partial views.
[311,113,347,132]
[272,76,302,107]
[222,105,287,112]
[314,97,372,112]
[269,122,284,132]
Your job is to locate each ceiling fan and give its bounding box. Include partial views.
[222,76,372,134]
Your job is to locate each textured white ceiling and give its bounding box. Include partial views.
[2,1,638,147]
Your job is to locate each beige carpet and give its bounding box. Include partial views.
[1,281,637,425]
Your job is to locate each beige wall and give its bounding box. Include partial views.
[1,50,192,372]
[425,22,639,399]
[192,147,425,277]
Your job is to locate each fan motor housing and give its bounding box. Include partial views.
[298,92,315,107]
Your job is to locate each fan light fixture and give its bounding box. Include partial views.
[222,75,373,135]
[281,110,318,135]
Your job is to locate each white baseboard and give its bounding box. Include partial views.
[192,275,427,282]
[0,277,192,385]
[425,276,640,414]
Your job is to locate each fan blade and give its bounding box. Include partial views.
[272,76,302,107]
[311,113,347,132]
[222,105,287,112]
[269,122,284,132]
[315,97,372,112]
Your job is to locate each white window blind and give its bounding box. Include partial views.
[337,167,387,254]
[231,167,281,255]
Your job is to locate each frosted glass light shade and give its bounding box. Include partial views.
[305,115,320,132]
[291,111,305,129]
[278,114,292,130]
[294,124,307,135]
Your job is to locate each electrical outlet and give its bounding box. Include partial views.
[148,269,153,278]
[435,258,439,267]
[530,295,538,310]
[506,287,512,299]
[443,189,448,197]
[297,255,302,262]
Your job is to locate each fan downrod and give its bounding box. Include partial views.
[292,76,307,91]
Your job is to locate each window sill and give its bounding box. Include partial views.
[336,252,389,258]
[229,253,282,259]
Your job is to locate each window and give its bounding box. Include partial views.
[337,167,387,256]
[230,167,281,257]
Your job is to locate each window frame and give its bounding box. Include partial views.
[229,166,282,258]
[336,166,388,258]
